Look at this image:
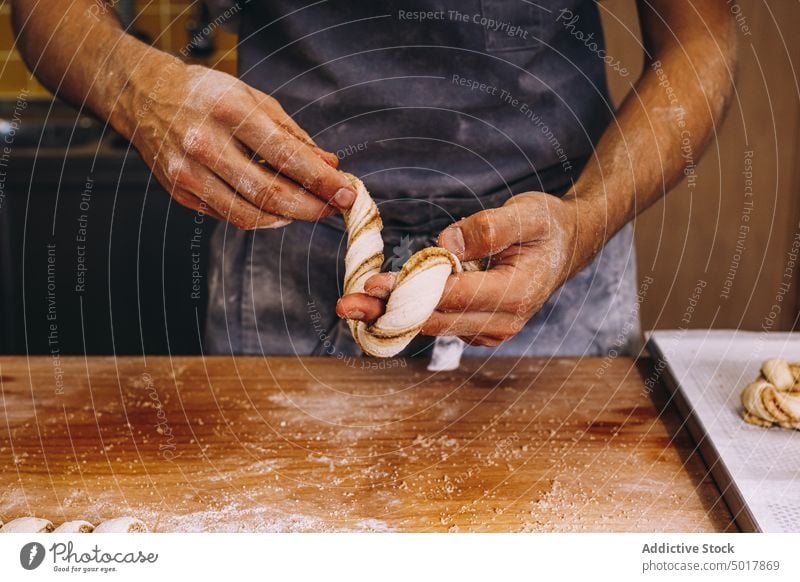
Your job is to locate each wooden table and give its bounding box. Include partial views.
[0,356,735,532]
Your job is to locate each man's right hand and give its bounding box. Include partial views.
[118,57,355,229]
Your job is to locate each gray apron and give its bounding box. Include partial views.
[205,0,640,357]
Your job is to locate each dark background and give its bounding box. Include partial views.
[0,100,213,355]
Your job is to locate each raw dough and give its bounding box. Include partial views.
[741,358,800,429]
[53,520,95,533]
[341,174,481,359]
[0,517,54,533]
[92,517,148,533]
[0,516,146,532]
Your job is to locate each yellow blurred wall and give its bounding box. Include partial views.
[0,0,238,97]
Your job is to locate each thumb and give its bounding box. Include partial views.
[438,195,551,261]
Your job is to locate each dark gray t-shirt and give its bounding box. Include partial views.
[205,1,640,357]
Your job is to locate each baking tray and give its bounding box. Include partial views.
[646,330,800,532]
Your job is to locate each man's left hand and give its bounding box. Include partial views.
[336,192,580,346]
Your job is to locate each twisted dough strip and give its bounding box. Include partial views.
[741,358,800,429]
[341,174,481,358]
[0,516,147,533]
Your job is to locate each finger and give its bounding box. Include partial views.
[336,293,386,322]
[244,168,336,221]
[171,159,290,230]
[434,266,534,313]
[438,197,552,261]
[171,188,227,221]
[194,136,335,221]
[251,91,340,168]
[363,272,397,299]
[421,311,523,339]
[233,110,356,209]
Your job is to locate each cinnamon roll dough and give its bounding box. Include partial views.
[0,517,54,533]
[341,174,481,358]
[53,520,95,533]
[741,358,800,429]
[0,516,146,533]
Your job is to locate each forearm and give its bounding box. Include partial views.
[11,0,173,137]
[561,0,737,274]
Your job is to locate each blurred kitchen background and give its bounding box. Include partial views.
[0,0,798,355]
[0,0,238,355]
